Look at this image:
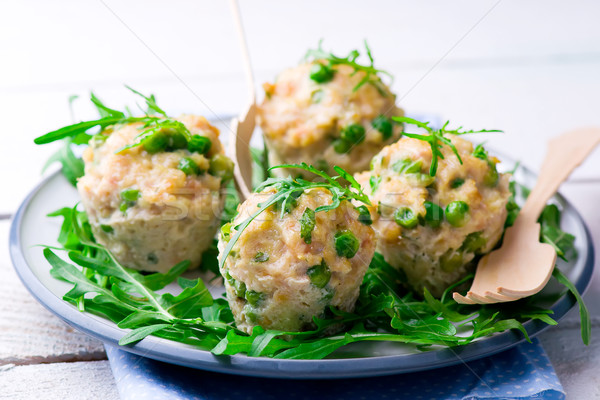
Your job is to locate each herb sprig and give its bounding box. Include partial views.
[219,163,371,270]
[304,40,393,93]
[394,116,502,176]
[34,88,191,186]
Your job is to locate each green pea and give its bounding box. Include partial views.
[178,157,202,176]
[424,201,444,228]
[245,290,264,307]
[356,205,372,225]
[340,123,366,145]
[309,63,335,83]
[121,188,140,202]
[208,154,234,183]
[484,162,499,187]
[394,207,418,229]
[311,89,324,104]
[233,280,247,298]
[307,260,331,288]
[166,131,188,150]
[188,135,212,155]
[321,287,335,303]
[407,173,436,187]
[119,202,129,214]
[244,305,259,322]
[440,250,464,272]
[392,158,422,174]
[461,231,487,254]
[142,131,168,153]
[253,252,269,263]
[451,178,465,188]
[332,138,352,154]
[224,271,246,298]
[369,175,381,193]
[100,224,114,233]
[445,201,470,227]
[372,115,393,140]
[370,155,382,170]
[334,230,360,258]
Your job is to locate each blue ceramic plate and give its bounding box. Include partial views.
[9,158,594,379]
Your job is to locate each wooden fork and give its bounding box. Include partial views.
[454,127,600,305]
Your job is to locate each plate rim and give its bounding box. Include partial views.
[9,170,595,379]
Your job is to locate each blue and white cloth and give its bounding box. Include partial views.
[106,338,564,400]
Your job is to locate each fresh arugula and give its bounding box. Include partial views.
[393,116,502,176]
[43,184,588,358]
[304,40,393,94]
[34,87,185,187]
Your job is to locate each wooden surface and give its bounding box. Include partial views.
[1,1,599,398]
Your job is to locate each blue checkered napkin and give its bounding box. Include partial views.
[105,338,564,400]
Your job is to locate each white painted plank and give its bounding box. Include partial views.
[0,221,106,365]
[0,361,118,400]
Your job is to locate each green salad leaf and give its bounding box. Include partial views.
[304,40,393,94]
[394,116,502,176]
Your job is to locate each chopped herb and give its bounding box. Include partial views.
[451,178,465,188]
[253,252,270,263]
[100,224,114,234]
[334,230,360,259]
[307,260,331,288]
[424,201,444,228]
[300,207,316,244]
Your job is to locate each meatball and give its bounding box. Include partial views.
[258,62,404,178]
[218,187,375,334]
[77,115,233,273]
[355,136,511,297]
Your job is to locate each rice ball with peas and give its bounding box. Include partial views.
[354,136,511,297]
[77,115,234,273]
[218,187,376,334]
[258,60,404,178]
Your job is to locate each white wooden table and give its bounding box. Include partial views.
[1,1,599,398]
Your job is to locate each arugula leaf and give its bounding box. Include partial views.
[41,138,85,186]
[119,324,171,345]
[553,268,590,345]
[539,204,576,261]
[393,116,502,176]
[304,40,393,93]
